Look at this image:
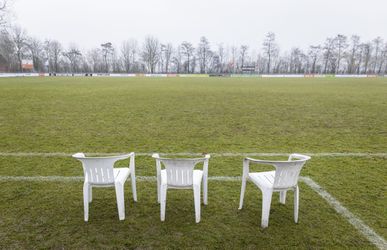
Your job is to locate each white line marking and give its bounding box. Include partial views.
[0,152,386,157]
[0,175,240,182]
[0,176,84,182]
[301,177,387,250]
[0,175,385,249]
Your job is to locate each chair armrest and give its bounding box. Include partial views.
[152,153,162,177]
[203,154,210,177]
[72,152,85,158]
[289,153,311,161]
[245,157,288,165]
[243,157,277,176]
[129,152,135,174]
[242,158,250,180]
[245,157,274,164]
[119,152,134,159]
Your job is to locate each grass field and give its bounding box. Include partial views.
[0,77,386,249]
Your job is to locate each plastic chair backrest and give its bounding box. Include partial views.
[72,153,131,185]
[272,154,310,189]
[156,156,207,187]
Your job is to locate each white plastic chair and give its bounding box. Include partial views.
[239,153,311,228]
[72,152,137,221]
[152,153,210,223]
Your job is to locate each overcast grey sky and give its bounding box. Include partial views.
[12,0,387,51]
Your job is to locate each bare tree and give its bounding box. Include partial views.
[217,43,225,73]
[121,41,131,73]
[378,42,387,74]
[159,43,173,73]
[1,22,387,75]
[190,55,197,73]
[101,42,114,73]
[323,37,335,73]
[372,37,383,73]
[197,36,211,73]
[158,44,166,73]
[230,46,238,73]
[308,45,321,73]
[0,0,9,27]
[180,41,194,73]
[289,47,305,73]
[10,26,28,72]
[256,53,266,73]
[210,52,219,73]
[171,46,183,73]
[335,34,347,73]
[43,40,51,72]
[163,43,173,73]
[121,39,137,73]
[361,43,372,74]
[347,35,360,74]
[63,45,82,73]
[87,48,102,73]
[44,40,62,73]
[141,36,159,73]
[262,32,278,73]
[0,32,14,71]
[80,56,90,73]
[0,2,15,71]
[239,45,248,70]
[356,43,364,74]
[27,37,45,72]
[111,49,121,73]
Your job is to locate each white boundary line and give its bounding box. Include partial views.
[0,175,238,182]
[0,175,385,249]
[0,176,84,182]
[301,177,387,250]
[0,152,386,157]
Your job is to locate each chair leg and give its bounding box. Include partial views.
[157,177,161,204]
[83,183,89,222]
[193,184,201,223]
[88,185,92,203]
[131,173,137,202]
[160,184,167,221]
[294,186,299,223]
[203,177,208,205]
[115,183,125,220]
[280,190,287,204]
[239,176,247,210]
[261,189,273,228]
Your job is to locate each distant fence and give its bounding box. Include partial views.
[0,73,386,78]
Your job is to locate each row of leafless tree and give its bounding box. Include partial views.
[0,1,386,74]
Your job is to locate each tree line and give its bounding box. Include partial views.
[0,2,386,74]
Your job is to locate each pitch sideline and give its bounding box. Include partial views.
[0,152,386,157]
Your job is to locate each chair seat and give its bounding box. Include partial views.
[161,169,203,187]
[114,168,130,184]
[249,171,275,189]
[86,168,130,186]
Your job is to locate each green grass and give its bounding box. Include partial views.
[0,181,375,249]
[0,77,386,248]
[1,77,386,153]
